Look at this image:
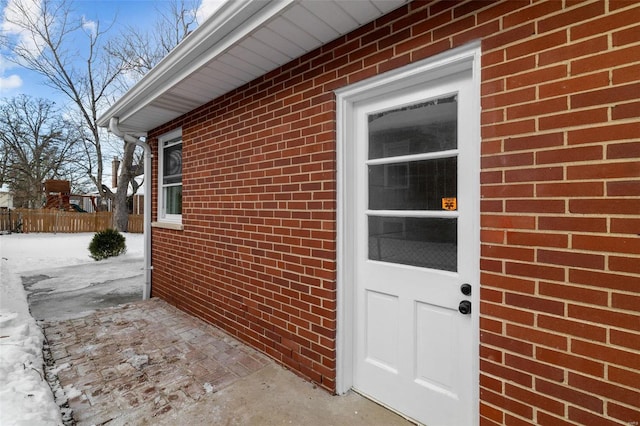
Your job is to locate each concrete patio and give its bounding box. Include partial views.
[43,298,413,425]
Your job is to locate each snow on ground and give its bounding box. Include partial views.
[0,232,143,426]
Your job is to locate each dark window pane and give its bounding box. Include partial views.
[369,157,457,210]
[165,185,182,215]
[163,142,182,185]
[368,216,457,271]
[368,96,457,160]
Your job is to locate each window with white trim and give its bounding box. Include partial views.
[158,129,182,223]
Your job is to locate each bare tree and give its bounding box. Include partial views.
[0,95,82,208]
[0,137,9,187]
[106,0,199,231]
[106,0,199,80]
[2,0,122,207]
[3,0,203,230]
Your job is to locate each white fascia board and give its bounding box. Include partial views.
[97,0,295,130]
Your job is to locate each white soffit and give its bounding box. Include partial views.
[98,0,409,135]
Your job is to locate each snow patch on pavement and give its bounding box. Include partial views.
[0,232,144,425]
[0,260,62,425]
[122,348,150,370]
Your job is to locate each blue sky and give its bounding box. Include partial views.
[2,1,154,100]
[0,0,223,102]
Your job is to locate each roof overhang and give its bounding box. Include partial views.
[97,0,409,135]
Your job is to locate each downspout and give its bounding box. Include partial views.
[108,117,153,300]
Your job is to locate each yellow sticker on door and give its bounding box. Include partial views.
[442,197,457,211]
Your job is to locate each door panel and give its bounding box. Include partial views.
[415,302,457,392]
[365,290,399,372]
[353,69,477,425]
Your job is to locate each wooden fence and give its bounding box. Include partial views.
[0,209,143,234]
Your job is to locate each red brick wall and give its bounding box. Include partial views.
[475,1,639,424]
[148,1,639,423]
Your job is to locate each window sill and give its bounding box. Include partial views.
[151,221,184,231]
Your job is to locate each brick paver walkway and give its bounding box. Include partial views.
[43,298,271,425]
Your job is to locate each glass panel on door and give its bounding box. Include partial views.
[367,95,458,272]
[368,96,457,159]
[368,157,457,210]
[368,217,457,271]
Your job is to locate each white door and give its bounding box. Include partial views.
[351,66,478,425]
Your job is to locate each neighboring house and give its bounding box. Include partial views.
[99,1,639,424]
[0,187,13,209]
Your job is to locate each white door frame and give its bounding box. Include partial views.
[335,41,481,421]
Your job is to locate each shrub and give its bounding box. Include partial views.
[89,228,126,260]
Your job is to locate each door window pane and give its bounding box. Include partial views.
[368,96,457,160]
[368,217,457,271]
[369,157,457,210]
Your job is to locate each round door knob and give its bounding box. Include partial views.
[458,300,471,315]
